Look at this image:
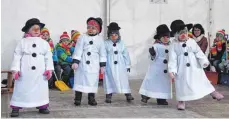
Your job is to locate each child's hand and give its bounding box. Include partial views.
[169,72,175,79]
[203,63,209,67]
[72,63,79,70]
[43,70,52,80]
[100,67,105,74]
[12,71,20,80]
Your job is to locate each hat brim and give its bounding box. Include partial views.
[170,23,193,37]
[22,23,45,32]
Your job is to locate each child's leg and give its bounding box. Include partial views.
[125,93,134,102]
[74,91,82,106]
[141,95,150,103]
[61,64,72,84]
[10,106,22,117]
[88,93,97,106]
[105,93,112,103]
[156,98,168,105]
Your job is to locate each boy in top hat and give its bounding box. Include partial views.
[41,27,62,88]
[71,17,106,106]
[56,32,73,84]
[10,18,54,117]
[103,22,134,103]
[139,24,172,105]
[168,20,224,110]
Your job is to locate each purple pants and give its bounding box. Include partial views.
[10,104,49,109]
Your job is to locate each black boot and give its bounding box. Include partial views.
[157,99,168,105]
[141,95,150,103]
[39,108,50,114]
[74,91,82,106]
[88,93,97,106]
[10,109,19,117]
[125,93,134,102]
[105,94,112,103]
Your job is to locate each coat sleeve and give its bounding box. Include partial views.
[168,43,178,74]
[122,42,131,68]
[193,40,209,68]
[99,38,107,67]
[199,37,208,53]
[11,40,23,71]
[52,48,58,62]
[72,35,84,64]
[44,42,54,70]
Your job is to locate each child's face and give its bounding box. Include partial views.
[41,32,49,40]
[194,28,201,37]
[28,25,41,37]
[61,39,70,46]
[178,28,188,41]
[216,33,224,41]
[160,36,170,44]
[87,26,98,35]
[110,33,119,40]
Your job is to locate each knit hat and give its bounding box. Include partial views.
[22,18,45,32]
[87,17,103,33]
[216,29,225,37]
[41,27,50,35]
[60,32,70,42]
[71,30,80,41]
[154,24,170,39]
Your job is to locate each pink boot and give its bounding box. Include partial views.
[210,91,224,101]
[177,101,185,110]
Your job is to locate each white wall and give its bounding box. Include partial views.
[1,0,229,79]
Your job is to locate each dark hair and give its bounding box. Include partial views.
[192,24,205,36]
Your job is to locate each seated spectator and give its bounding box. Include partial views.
[192,24,208,54]
[56,32,73,85]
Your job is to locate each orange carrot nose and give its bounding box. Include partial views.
[181,34,186,39]
[112,36,116,39]
[33,28,39,32]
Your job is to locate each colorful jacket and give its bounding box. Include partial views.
[56,43,72,65]
[46,38,58,62]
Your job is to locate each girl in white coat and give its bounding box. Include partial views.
[71,17,106,106]
[10,18,54,117]
[104,22,134,103]
[139,24,172,105]
[168,20,224,110]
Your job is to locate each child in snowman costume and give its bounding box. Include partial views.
[104,22,134,103]
[139,24,172,105]
[10,18,54,117]
[168,20,224,110]
[71,17,106,106]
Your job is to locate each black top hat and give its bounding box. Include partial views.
[154,24,170,39]
[170,20,193,37]
[87,17,103,33]
[107,22,121,31]
[22,18,45,32]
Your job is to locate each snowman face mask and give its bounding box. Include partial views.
[28,25,41,37]
[176,27,188,41]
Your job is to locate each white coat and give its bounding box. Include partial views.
[168,38,215,101]
[104,39,131,94]
[139,43,172,99]
[10,37,54,107]
[72,34,106,93]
